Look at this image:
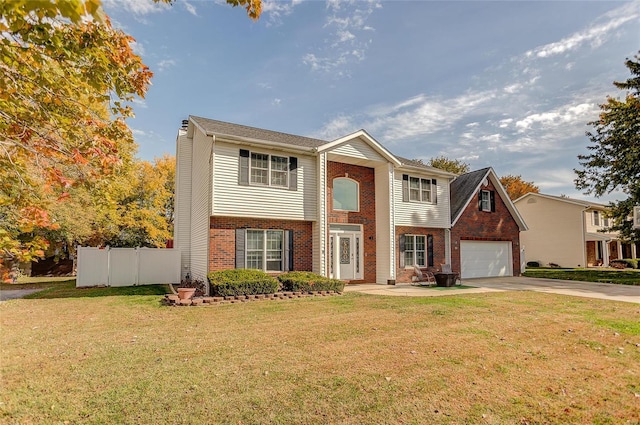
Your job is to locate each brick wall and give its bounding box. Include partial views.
[395,226,445,283]
[209,216,313,273]
[395,226,446,283]
[586,241,596,266]
[326,161,376,283]
[451,180,522,276]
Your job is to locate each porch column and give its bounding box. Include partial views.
[632,242,637,260]
[603,241,610,267]
[617,241,623,259]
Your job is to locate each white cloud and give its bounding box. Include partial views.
[302,0,381,76]
[262,0,302,26]
[525,2,638,59]
[157,59,177,71]
[272,98,282,106]
[183,1,197,16]
[102,0,169,16]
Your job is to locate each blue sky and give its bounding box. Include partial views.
[103,0,639,202]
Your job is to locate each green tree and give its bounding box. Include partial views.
[500,175,540,201]
[427,156,470,174]
[575,53,640,241]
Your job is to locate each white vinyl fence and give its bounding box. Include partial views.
[76,246,181,287]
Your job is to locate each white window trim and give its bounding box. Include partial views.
[404,234,427,268]
[332,177,360,212]
[408,176,433,203]
[480,190,491,212]
[245,229,284,272]
[249,151,289,188]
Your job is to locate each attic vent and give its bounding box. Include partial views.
[527,198,536,204]
[181,119,188,129]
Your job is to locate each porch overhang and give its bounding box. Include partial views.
[585,232,613,242]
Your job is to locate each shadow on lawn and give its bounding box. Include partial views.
[14,280,171,299]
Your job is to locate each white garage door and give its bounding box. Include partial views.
[460,241,512,279]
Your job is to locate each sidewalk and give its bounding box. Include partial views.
[344,276,640,304]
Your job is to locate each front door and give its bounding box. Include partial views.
[339,235,355,279]
[329,224,363,280]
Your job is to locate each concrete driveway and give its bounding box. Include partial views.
[344,276,640,304]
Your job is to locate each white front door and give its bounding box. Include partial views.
[329,225,363,280]
[339,235,355,279]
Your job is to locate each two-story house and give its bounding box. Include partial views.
[514,193,639,267]
[175,116,526,285]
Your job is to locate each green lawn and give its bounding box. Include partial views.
[523,267,640,285]
[1,289,639,424]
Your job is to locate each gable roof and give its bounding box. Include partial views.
[186,116,455,179]
[450,167,528,230]
[189,116,327,150]
[514,192,609,210]
[395,155,458,178]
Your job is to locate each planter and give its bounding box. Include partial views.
[434,273,457,287]
[177,287,197,300]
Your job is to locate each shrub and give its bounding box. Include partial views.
[526,261,541,268]
[207,269,279,296]
[278,271,345,293]
[610,259,638,269]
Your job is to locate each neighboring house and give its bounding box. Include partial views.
[450,168,528,279]
[175,116,526,286]
[514,193,639,268]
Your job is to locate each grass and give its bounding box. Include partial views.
[1,290,639,424]
[1,278,170,299]
[524,267,640,285]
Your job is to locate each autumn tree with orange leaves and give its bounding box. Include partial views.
[0,0,261,277]
[499,175,540,201]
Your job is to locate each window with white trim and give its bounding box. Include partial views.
[333,178,359,211]
[404,235,426,267]
[402,174,437,204]
[409,177,432,202]
[593,211,600,226]
[246,229,283,271]
[250,152,288,187]
[480,190,492,212]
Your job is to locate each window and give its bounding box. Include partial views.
[404,235,426,267]
[250,152,288,187]
[333,178,359,211]
[479,190,495,212]
[239,149,297,190]
[246,230,284,271]
[402,174,436,203]
[593,211,600,226]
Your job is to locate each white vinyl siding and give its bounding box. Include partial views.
[174,131,192,279]
[394,171,450,228]
[330,138,387,162]
[212,142,317,220]
[190,129,213,282]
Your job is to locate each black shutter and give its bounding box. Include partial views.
[478,191,483,211]
[239,149,250,185]
[431,179,437,204]
[284,230,293,271]
[427,234,434,267]
[490,191,496,212]
[399,234,406,267]
[235,229,246,269]
[402,174,409,202]
[289,157,298,191]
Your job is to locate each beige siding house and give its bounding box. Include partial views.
[514,193,638,268]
